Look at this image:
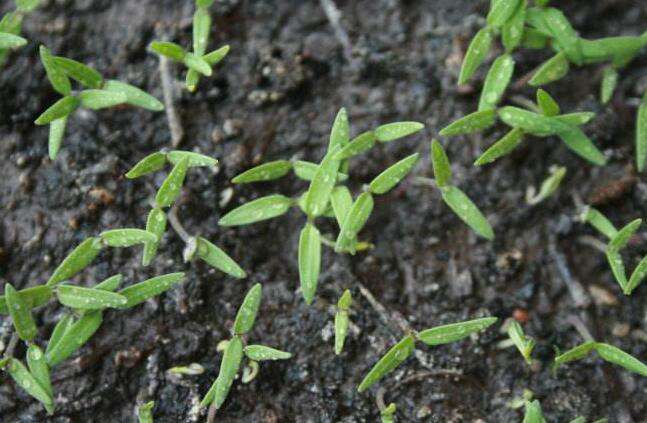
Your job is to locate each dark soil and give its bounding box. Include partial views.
[1,0,647,421]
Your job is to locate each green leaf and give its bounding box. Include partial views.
[45,313,73,357]
[608,219,642,252]
[48,117,67,160]
[0,11,23,34]
[56,285,127,309]
[594,343,647,376]
[45,310,103,367]
[626,256,647,295]
[607,251,627,300]
[192,7,211,56]
[526,166,566,205]
[474,128,524,166]
[15,0,41,12]
[79,89,127,110]
[554,341,596,366]
[333,131,376,160]
[0,32,26,49]
[186,69,200,92]
[150,41,185,61]
[155,156,189,208]
[497,106,556,136]
[431,140,452,188]
[196,0,215,8]
[581,206,618,239]
[232,160,292,184]
[553,112,595,126]
[374,122,425,142]
[542,7,583,65]
[233,283,262,335]
[381,403,397,423]
[5,283,38,341]
[335,192,374,254]
[26,344,53,398]
[117,272,185,309]
[0,285,53,315]
[441,186,494,240]
[486,0,521,28]
[46,237,103,286]
[39,45,71,96]
[142,208,166,266]
[330,186,353,229]
[439,109,496,137]
[304,149,341,217]
[292,160,348,182]
[523,400,545,423]
[328,107,350,151]
[637,93,647,172]
[100,228,157,248]
[35,96,80,125]
[556,124,607,165]
[196,237,246,278]
[203,44,230,66]
[478,54,515,111]
[167,150,218,167]
[93,274,123,292]
[137,401,155,423]
[357,335,415,393]
[219,194,293,226]
[52,56,103,89]
[369,153,419,195]
[244,345,292,361]
[417,317,497,345]
[458,28,493,85]
[201,335,243,409]
[521,27,550,49]
[501,0,527,52]
[183,52,212,76]
[536,88,560,116]
[298,223,321,305]
[6,358,53,413]
[508,321,535,364]
[529,51,570,86]
[334,290,351,355]
[103,80,164,111]
[600,67,618,105]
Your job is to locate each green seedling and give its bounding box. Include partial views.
[507,320,535,364]
[380,402,397,423]
[0,1,42,67]
[137,401,155,423]
[200,284,291,411]
[555,340,647,377]
[334,289,352,355]
[525,165,566,205]
[221,108,424,304]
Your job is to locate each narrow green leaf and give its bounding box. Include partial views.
[0,285,53,315]
[45,313,73,356]
[27,344,53,397]
[554,341,596,366]
[486,0,521,28]
[330,186,353,229]
[474,128,524,166]
[292,160,348,182]
[553,112,595,126]
[5,283,38,341]
[335,192,374,254]
[498,106,557,136]
[594,343,647,376]
[417,317,497,345]
[334,290,351,355]
[6,358,53,413]
[39,45,71,95]
[233,283,262,335]
[458,27,493,85]
[581,207,618,239]
[304,149,341,217]
[439,109,496,137]
[103,80,164,111]
[244,345,292,361]
[478,54,515,111]
[100,228,157,248]
[521,27,550,49]
[196,0,215,8]
[0,32,26,49]
[637,93,647,172]
[536,88,560,116]
[606,249,628,292]
[45,310,103,367]
[357,335,415,393]
[35,96,79,125]
[431,140,452,187]
[542,7,583,64]
[167,150,218,167]
[201,335,243,409]
[183,52,212,76]
[79,89,127,110]
[586,36,647,67]
[186,69,200,92]
[15,0,41,12]
[501,0,527,52]
[556,124,607,165]
[93,274,123,292]
[126,152,168,179]
[192,6,211,56]
[117,272,185,309]
[441,186,494,240]
[374,122,424,142]
[608,219,642,252]
[232,160,292,184]
[527,166,566,205]
[155,156,189,208]
[369,153,419,195]
[137,401,155,423]
[381,403,397,423]
[333,131,376,160]
[626,256,647,295]
[508,321,535,364]
[203,44,230,66]
[529,51,570,86]
[298,223,321,305]
[196,237,246,278]
[523,400,545,423]
[0,11,23,34]
[48,117,67,160]
[52,56,103,89]
[47,237,103,286]
[600,67,618,105]
[143,208,166,266]
[150,41,185,61]
[56,285,127,309]
[328,107,350,151]
[219,194,293,226]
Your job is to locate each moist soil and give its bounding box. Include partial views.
[1,0,646,422]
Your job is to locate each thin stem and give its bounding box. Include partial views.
[319,0,354,63]
[159,55,184,147]
[167,204,191,243]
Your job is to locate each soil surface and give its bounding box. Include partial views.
[1,0,647,422]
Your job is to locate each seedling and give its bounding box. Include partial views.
[380,402,397,423]
[0,0,41,67]
[525,165,565,205]
[523,399,545,423]
[507,320,535,365]
[580,207,647,295]
[137,401,155,423]
[200,284,291,411]
[149,0,229,92]
[555,340,647,377]
[35,46,163,160]
[125,150,246,278]
[221,108,424,304]
[637,92,647,171]
[427,140,494,240]
[357,317,497,393]
[334,289,352,355]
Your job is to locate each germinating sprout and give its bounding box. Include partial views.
[357,317,497,393]
[334,289,352,355]
[137,401,155,423]
[221,108,424,304]
[35,46,163,159]
[200,284,291,411]
[429,140,494,240]
[555,340,647,377]
[580,207,647,295]
[0,0,42,67]
[522,397,608,423]
[507,320,535,365]
[525,165,566,205]
[149,0,229,92]
[380,402,397,423]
